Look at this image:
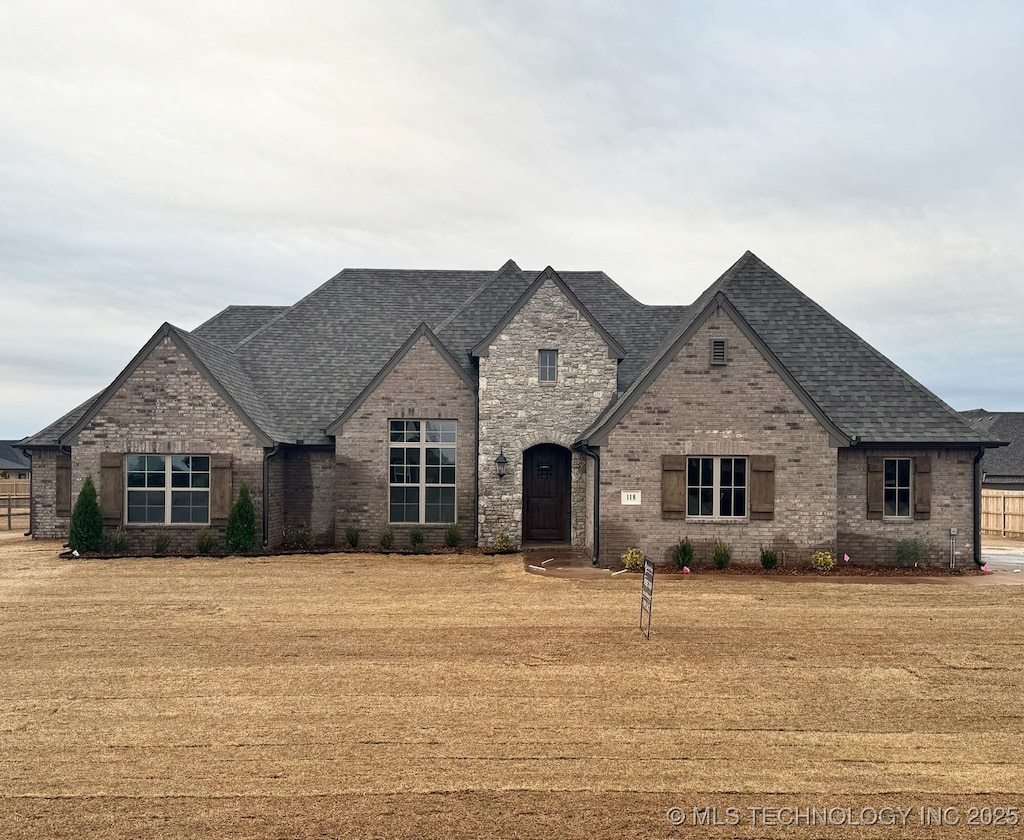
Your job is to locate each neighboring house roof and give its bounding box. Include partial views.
[582,252,994,447]
[0,440,32,471]
[24,252,995,450]
[961,410,1024,481]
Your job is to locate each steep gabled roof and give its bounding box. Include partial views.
[192,305,290,348]
[471,266,626,360]
[582,252,993,447]
[325,323,476,435]
[962,410,1023,477]
[19,392,103,448]
[58,324,275,447]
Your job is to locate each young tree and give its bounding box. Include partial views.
[69,476,103,553]
[224,483,256,554]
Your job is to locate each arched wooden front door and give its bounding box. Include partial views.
[522,444,571,542]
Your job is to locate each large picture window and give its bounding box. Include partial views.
[126,454,210,524]
[687,456,747,518]
[389,420,457,524]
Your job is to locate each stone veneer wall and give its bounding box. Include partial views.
[477,279,618,547]
[334,336,476,549]
[70,336,266,554]
[600,309,837,566]
[837,447,978,566]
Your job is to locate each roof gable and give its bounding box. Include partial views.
[471,266,626,360]
[325,323,476,435]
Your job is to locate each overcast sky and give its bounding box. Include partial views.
[3,1,1023,440]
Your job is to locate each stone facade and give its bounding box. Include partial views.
[837,447,978,566]
[477,279,618,547]
[599,309,837,566]
[68,336,266,553]
[334,336,476,549]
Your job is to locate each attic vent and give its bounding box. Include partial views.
[710,339,728,366]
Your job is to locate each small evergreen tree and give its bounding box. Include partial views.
[224,484,256,554]
[69,476,103,553]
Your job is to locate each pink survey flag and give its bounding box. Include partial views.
[683,566,691,574]
[844,554,850,562]
[982,564,990,572]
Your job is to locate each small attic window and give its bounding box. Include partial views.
[710,339,728,366]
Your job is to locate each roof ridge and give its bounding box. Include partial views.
[435,259,523,335]
[234,269,348,349]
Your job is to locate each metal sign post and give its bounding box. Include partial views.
[639,555,655,639]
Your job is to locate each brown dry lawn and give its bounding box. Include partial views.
[2,532,1023,839]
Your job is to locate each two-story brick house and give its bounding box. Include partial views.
[21,252,1000,566]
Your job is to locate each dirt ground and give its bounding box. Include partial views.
[2,532,1023,839]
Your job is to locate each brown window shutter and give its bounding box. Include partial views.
[210,454,233,520]
[99,452,123,525]
[914,455,931,520]
[55,452,72,517]
[661,454,687,516]
[749,454,775,520]
[866,456,883,520]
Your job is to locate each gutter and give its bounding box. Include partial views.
[262,444,282,548]
[576,441,601,566]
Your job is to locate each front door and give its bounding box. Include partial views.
[522,444,570,542]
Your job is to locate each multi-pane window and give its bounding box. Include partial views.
[126,454,210,524]
[389,420,457,523]
[884,457,912,518]
[538,349,558,383]
[687,456,747,518]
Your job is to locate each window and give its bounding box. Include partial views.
[884,457,911,518]
[686,456,746,518]
[389,420,456,523]
[538,349,558,383]
[125,454,210,524]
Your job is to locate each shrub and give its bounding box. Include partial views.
[345,526,360,549]
[69,475,103,553]
[195,528,217,555]
[444,523,461,548]
[621,546,644,571]
[712,539,731,570]
[409,528,425,552]
[811,550,836,573]
[283,523,313,551]
[224,484,256,554]
[760,545,779,571]
[153,530,172,556]
[379,527,394,550]
[110,525,129,554]
[672,538,694,569]
[493,531,511,551]
[895,537,930,567]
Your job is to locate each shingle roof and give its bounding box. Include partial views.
[26,253,993,450]
[961,411,1024,478]
[0,441,32,470]
[582,252,992,447]
[20,393,103,447]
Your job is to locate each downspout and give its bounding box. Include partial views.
[20,447,33,536]
[263,443,282,548]
[473,373,480,546]
[578,442,600,566]
[973,447,985,567]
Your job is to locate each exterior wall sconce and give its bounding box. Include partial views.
[495,449,508,479]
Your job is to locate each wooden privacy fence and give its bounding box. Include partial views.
[982,489,1024,538]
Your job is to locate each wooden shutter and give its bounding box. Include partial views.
[210,454,233,520]
[661,455,687,518]
[99,452,123,525]
[866,456,884,520]
[55,452,72,517]
[914,455,931,520]
[749,454,775,520]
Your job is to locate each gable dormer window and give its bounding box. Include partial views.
[710,339,728,366]
[539,349,558,383]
